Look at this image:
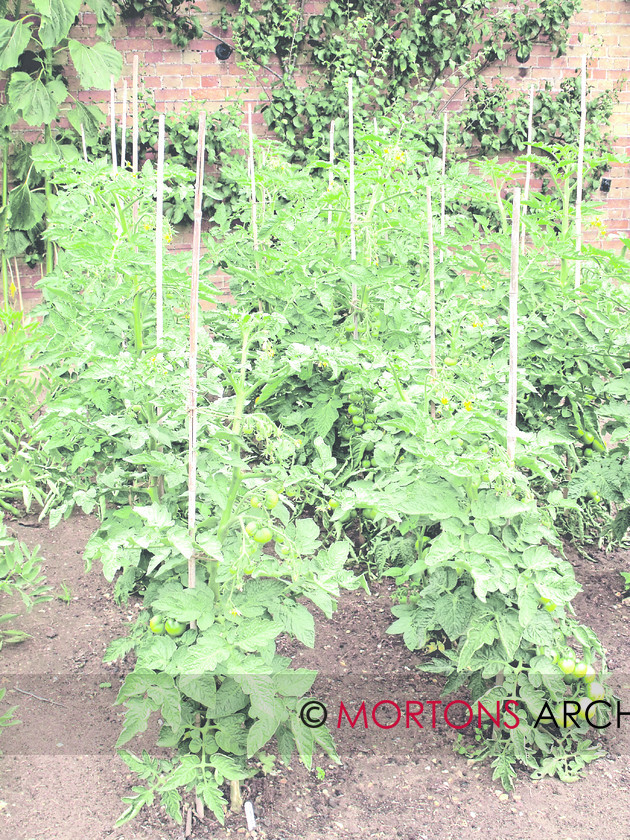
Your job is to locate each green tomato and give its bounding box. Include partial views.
[361,459,371,469]
[365,413,377,422]
[149,616,165,635]
[245,521,258,537]
[265,489,280,510]
[444,356,458,366]
[131,404,142,414]
[592,439,606,453]
[363,423,375,431]
[557,657,576,675]
[586,489,599,501]
[165,618,187,637]
[576,697,591,720]
[573,661,588,679]
[250,496,261,509]
[544,601,558,613]
[583,665,597,684]
[362,507,378,520]
[554,704,575,728]
[253,527,273,544]
[352,416,365,427]
[587,681,606,702]
[542,646,559,664]
[583,432,595,445]
[348,404,360,416]
[328,498,339,509]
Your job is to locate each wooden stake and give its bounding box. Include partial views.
[507,188,522,463]
[156,113,165,347]
[121,79,128,170]
[348,78,357,337]
[575,55,587,289]
[439,111,447,271]
[247,103,258,259]
[521,85,534,249]
[187,110,206,596]
[132,55,139,223]
[132,56,139,177]
[80,124,88,163]
[110,76,117,175]
[427,187,437,385]
[327,119,335,226]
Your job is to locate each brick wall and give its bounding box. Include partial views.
[17,0,630,308]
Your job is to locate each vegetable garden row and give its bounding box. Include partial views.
[2,70,630,832]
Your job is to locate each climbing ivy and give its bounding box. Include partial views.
[114,0,202,47]
[220,0,615,167]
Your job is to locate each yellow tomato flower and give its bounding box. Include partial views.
[441,397,449,405]
[464,400,473,411]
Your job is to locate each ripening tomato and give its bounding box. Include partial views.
[165,618,187,637]
[149,616,165,635]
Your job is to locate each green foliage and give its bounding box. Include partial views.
[0,310,50,515]
[0,512,51,649]
[114,0,202,46]
[15,116,629,820]
[221,0,615,168]
[0,0,121,275]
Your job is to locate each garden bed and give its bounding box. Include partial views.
[1,513,629,840]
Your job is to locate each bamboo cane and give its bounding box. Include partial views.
[187,111,207,597]
[156,113,165,347]
[521,85,534,249]
[427,187,437,395]
[439,110,447,272]
[574,55,587,289]
[507,188,522,463]
[327,119,335,226]
[121,78,128,170]
[348,78,357,337]
[132,56,139,223]
[155,113,166,503]
[110,76,117,175]
[247,103,259,259]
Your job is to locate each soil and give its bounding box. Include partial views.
[1,512,630,840]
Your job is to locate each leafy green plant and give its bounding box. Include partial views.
[25,111,630,824]
[0,309,50,515]
[114,0,202,46]
[221,0,616,171]
[0,0,121,272]
[0,513,51,649]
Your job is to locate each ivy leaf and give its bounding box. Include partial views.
[0,19,32,71]
[7,73,66,126]
[68,39,122,89]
